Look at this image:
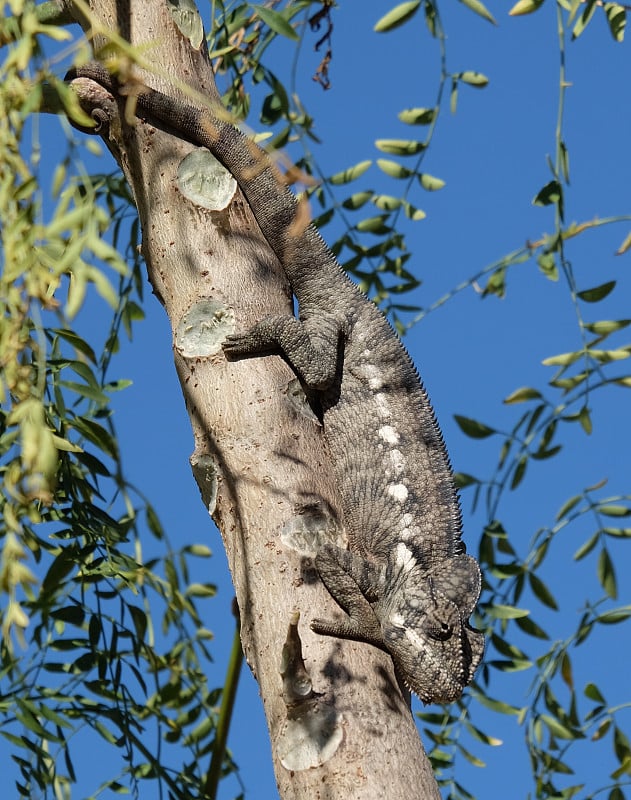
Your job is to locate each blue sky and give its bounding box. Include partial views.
[4,1,631,797]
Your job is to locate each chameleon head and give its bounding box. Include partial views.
[381,554,485,704]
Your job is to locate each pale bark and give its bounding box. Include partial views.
[67,1,441,797]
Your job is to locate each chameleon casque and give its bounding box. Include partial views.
[66,62,485,703]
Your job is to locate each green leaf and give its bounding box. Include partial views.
[458,0,497,24]
[454,415,496,439]
[557,494,582,520]
[598,548,617,598]
[560,652,573,689]
[454,472,479,488]
[515,615,549,639]
[342,191,373,210]
[376,159,415,179]
[372,194,403,211]
[329,160,372,185]
[398,107,436,125]
[616,229,631,255]
[599,504,631,517]
[375,138,426,156]
[542,350,582,367]
[533,180,562,207]
[504,386,543,404]
[458,71,489,87]
[574,533,600,561]
[511,456,527,489]
[250,4,299,40]
[529,573,558,609]
[598,607,631,624]
[614,726,631,763]
[509,0,546,16]
[50,604,86,626]
[471,692,522,716]
[572,0,598,38]
[128,605,147,641]
[579,405,592,435]
[537,252,559,280]
[602,527,631,537]
[577,280,616,302]
[584,682,607,703]
[374,1,421,32]
[402,200,426,220]
[584,319,631,335]
[541,713,578,740]
[356,215,392,234]
[53,328,97,363]
[592,719,612,741]
[186,583,216,598]
[487,604,530,619]
[418,173,445,191]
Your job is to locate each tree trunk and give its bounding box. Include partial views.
[66,1,441,797]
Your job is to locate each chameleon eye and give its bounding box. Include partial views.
[424,619,453,642]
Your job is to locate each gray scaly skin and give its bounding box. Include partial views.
[66,63,485,703]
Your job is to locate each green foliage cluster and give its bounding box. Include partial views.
[0,4,232,797]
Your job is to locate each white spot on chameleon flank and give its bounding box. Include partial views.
[364,364,384,391]
[388,483,409,502]
[375,392,391,420]
[379,425,400,444]
[388,449,405,475]
[395,542,416,572]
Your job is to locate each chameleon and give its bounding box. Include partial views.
[66,62,485,703]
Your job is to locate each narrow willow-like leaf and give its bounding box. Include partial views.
[372,194,403,211]
[509,0,545,15]
[616,229,631,255]
[577,280,616,302]
[329,160,372,185]
[454,415,496,438]
[376,158,415,179]
[403,200,426,220]
[529,573,558,609]
[598,607,631,624]
[504,386,543,404]
[584,319,631,335]
[541,713,579,740]
[356,215,392,234]
[418,173,445,191]
[597,548,617,598]
[602,527,631,538]
[557,493,582,520]
[487,604,530,619]
[342,191,373,210]
[598,504,631,517]
[375,138,426,155]
[250,4,299,40]
[572,0,598,38]
[584,682,607,703]
[398,107,436,125]
[574,532,599,561]
[458,71,489,87]
[374,0,421,32]
[458,0,497,24]
[542,350,582,367]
